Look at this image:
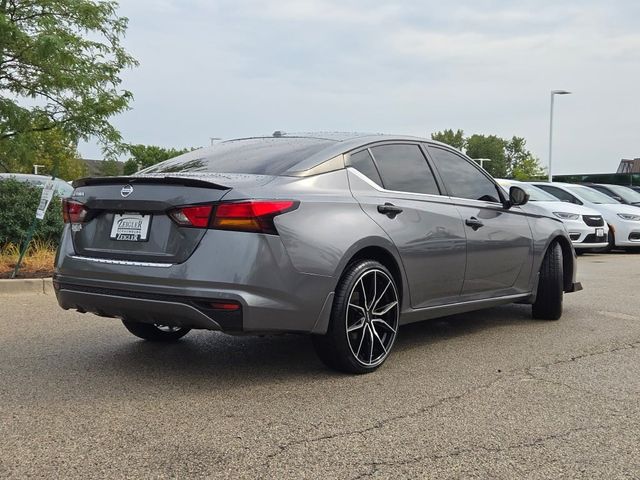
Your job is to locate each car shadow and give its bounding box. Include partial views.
[70,303,536,386]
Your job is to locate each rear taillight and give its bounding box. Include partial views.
[169,205,213,228]
[168,200,297,234]
[62,199,88,223]
[212,200,297,234]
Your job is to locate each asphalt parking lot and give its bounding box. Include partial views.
[1,253,639,479]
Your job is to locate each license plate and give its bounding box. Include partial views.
[596,228,604,237]
[110,213,151,242]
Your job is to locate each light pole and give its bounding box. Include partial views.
[548,90,572,182]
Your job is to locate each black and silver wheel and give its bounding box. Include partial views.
[313,260,399,374]
[532,242,563,320]
[122,320,191,342]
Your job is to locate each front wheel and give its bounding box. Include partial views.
[312,260,400,374]
[122,320,191,342]
[532,242,564,320]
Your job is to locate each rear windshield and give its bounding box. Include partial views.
[139,137,336,175]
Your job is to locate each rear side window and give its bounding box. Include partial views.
[369,144,440,195]
[428,147,501,203]
[349,150,383,186]
[140,137,336,175]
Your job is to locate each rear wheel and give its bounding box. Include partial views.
[122,320,191,342]
[532,242,564,320]
[312,260,399,374]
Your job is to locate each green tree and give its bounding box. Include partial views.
[431,129,465,150]
[0,127,86,180]
[465,134,508,177]
[505,136,545,180]
[123,144,191,175]
[0,0,138,161]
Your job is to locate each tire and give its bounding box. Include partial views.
[122,320,191,342]
[312,260,400,374]
[532,242,564,320]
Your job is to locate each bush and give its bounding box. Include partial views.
[0,179,65,248]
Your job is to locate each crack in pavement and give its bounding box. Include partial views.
[255,339,640,473]
[352,424,612,478]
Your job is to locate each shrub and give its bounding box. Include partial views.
[0,179,65,248]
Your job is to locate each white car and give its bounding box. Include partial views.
[497,180,609,251]
[531,182,640,250]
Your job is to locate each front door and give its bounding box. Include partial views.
[427,145,533,298]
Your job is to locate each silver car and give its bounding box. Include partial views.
[54,133,581,373]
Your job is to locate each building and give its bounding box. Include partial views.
[617,158,640,174]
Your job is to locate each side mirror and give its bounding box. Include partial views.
[613,196,623,203]
[508,186,529,207]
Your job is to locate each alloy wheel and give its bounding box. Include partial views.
[345,269,399,367]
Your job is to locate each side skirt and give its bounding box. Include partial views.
[399,293,532,326]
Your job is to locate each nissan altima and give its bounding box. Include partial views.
[54,133,581,373]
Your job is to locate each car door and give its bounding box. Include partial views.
[427,145,533,298]
[347,143,467,308]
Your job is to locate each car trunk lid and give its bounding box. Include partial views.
[68,174,275,264]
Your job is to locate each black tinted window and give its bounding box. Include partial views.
[141,137,335,175]
[370,144,440,195]
[428,147,501,202]
[537,185,581,204]
[349,150,383,186]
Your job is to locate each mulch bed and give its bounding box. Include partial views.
[0,269,54,279]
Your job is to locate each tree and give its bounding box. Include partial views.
[465,134,508,178]
[123,144,191,175]
[0,0,138,161]
[431,129,465,150]
[505,136,546,180]
[98,158,122,176]
[0,127,86,179]
[429,129,546,180]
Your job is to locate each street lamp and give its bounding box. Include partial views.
[548,89,572,182]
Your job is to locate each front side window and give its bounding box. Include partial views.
[369,144,440,195]
[427,147,501,203]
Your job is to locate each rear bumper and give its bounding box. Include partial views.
[55,280,242,331]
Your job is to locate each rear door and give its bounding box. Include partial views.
[427,145,533,298]
[347,143,466,308]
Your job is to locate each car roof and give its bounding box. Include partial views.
[147,132,457,177]
[272,133,454,173]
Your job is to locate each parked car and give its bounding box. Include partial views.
[496,180,608,251]
[582,183,640,207]
[531,182,640,251]
[0,173,74,198]
[54,134,581,373]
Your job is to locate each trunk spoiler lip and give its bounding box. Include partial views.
[72,175,230,190]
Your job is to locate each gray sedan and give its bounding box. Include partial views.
[54,133,581,373]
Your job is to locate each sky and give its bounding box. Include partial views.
[80,0,640,175]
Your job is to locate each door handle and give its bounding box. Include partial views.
[377,203,403,217]
[465,217,484,230]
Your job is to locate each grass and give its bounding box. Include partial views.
[0,239,56,278]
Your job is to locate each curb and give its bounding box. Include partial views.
[0,278,53,296]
